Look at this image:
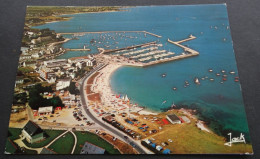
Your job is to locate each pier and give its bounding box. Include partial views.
[65,48,91,51]
[57,31,162,38]
[140,35,199,66]
[102,41,157,54]
[173,34,196,44]
[143,31,162,38]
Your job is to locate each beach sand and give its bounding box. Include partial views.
[90,63,158,116]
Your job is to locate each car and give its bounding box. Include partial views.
[150,138,155,141]
[130,142,136,147]
[50,115,54,117]
[112,137,117,141]
[124,136,128,139]
[38,118,42,120]
[168,139,173,143]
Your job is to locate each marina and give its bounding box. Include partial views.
[57,31,162,38]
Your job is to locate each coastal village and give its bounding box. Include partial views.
[6,6,253,155]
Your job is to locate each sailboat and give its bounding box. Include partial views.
[162,100,167,105]
[171,101,176,108]
[194,77,200,85]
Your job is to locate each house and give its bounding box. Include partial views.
[15,76,24,85]
[20,55,31,60]
[76,61,86,69]
[156,145,163,151]
[46,76,56,84]
[56,77,71,90]
[80,141,105,154]
[20,47,29,55]
[38,106,53,116]
[22,61,36,69]
[86,58,96,66]
[166,114,181,124]
[32,53,40,58]
[21,121,45,144]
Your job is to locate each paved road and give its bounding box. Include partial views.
[80,63,147,154]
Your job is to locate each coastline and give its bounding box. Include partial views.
[91,63,158,116]
[30,10,122,27]
[90,63,211,133]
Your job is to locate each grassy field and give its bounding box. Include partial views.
[74,131,120,154]
[48,132,74,154]
[8,128,22,141]
[144,109,253,154]
[23,129,65,148]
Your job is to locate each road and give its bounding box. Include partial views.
[79,63,148,154]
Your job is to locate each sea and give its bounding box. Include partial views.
[33,4,251,141]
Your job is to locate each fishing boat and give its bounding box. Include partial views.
[208,69,213,72]
[194,77,200,85]
[171,102,176,108]
[216,73,220,76]
[210,78,214,81]
[221,70,226,73]
[229,71,235,75]
[161,73,167,78]
[172,87,177,91]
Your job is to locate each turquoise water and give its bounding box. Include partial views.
[34,5,251,140]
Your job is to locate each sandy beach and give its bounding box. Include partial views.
[89,63,157,116]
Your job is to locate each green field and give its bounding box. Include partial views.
[74,131,120,154]
[23,129,65,148]
[8,128,22,141]
[48,132,74,154]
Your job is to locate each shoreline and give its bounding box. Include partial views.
[91,63,158,116]
[90,63,211,133]
[90,63,215,134]
[30,10,123,27]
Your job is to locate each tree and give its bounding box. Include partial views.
[68,82,79,95]
[28,83,64,110]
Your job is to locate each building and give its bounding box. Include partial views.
[15,76,24,85]
[22,61,37,69]
[86,58,96,66]
[180,116,191,123]
[20,47,29,55]
[80,141,106,154]
[166,114,181,124]
[76,61,86,69]
[21,121,45,144]
[56,77,71,90]
[19,55,32,60]
[38,106,53,116]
